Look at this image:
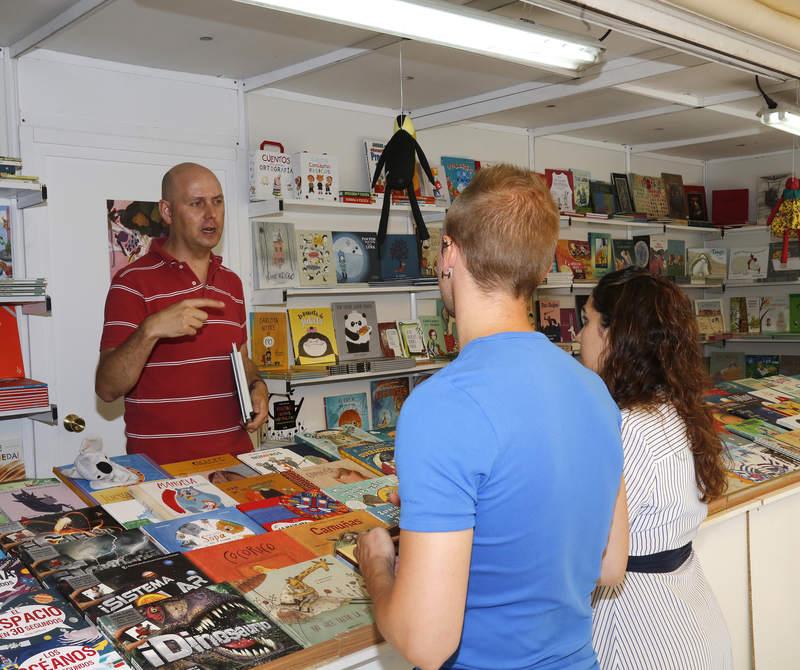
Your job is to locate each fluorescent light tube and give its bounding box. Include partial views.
[235,0,603,72]
[759,107,800,136]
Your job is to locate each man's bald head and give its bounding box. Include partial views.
[161,162,220,202]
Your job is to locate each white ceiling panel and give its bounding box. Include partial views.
[0,0,79,46]
[623,61,764,99]
[660,128,793,161]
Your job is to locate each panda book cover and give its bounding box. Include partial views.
[331,301,381,361]
[324,392,369,430]
[66,553,212,622]
[287,307,338,366]
[129,476,238,522]
[97,583,303,669]
[0,505,125,554]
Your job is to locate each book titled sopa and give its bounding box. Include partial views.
[143,507,264,554]
[292,152,339,201]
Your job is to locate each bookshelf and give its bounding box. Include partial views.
[253,283,440,306]
[0,181,47,209]
[0,404,57,425]
[249,198,447,219]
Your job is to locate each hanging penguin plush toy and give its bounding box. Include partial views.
[372,114,435,256]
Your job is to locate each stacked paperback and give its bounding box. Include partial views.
[0,278,46,298]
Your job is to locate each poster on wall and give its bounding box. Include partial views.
[107,199,168,280]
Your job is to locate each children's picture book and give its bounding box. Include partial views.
[746,355,781,379]
[666,239,686,277]
[420,226,442,278]
[684,185,708,221]
[559,307,579,343]
[332,231,380,283]
[610,239,635,271]
[187,532,315,587]
[723,442,798,483]
[0,557,40,609]
[420,164,450,207]
[0,205,11,278]
[687,247,727,282]
[588,232,612,278]
[571,169,591,212]
[323,475,400,527]
[378,321,406,358]
[0,480,83,521]
[629,173,668,218]
[379,234,421,280]
[0,505,124,553]
[767,241,800,281]
[293,152,338,201]
[237,447,327,476]
[288,306,338,366]
[364,139,386,195]
[631,235,650,269]
[296,459,376,489]
[295,230,335,286]
[161,453,256,484]
[554,239,592,280]
[611,173,634,213]
[756,173,789,225]
[282,511,388,558]
[238,491,350,531]
[0,625,125,670]
[216,471,316,505]
[760,296,790,333]
[295,426,382,460]
[746,296,762,334]
[536,299,562,343]
[370,378,410,430]
[545,169,574,212]
[648,234,668,276]
[418,315,447,358]
[589,180,615,214]
[98,583,301,667]
[332,301,381,360]
[397,320,428,360]
[106,199,167,280]
[250,311,290,372]
[144,507,263,553]
[661,173,688,219]
[253,220,297,288]
[441,156,476,201]
[728,247,768,281]
[250,142,293,201]
[130,476,238,521]
[694,299,725,337]
[339,442,396,477]
[729,297,750,334]
[436,299,459,354]
[238,556,374,648]
[710,352,746,384]
[324,392,370,430]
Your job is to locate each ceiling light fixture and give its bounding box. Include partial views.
[756,75,800,136]
[234,0,603,72]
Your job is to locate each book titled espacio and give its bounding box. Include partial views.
[130,476,238,521]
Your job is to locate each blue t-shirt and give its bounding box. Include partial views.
[397,332,622,670]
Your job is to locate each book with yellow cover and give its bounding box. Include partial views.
[282,511,387,557]
[288,307,338,366]
[250,311,290,372]
[215,471,316,504]
[161,453,257,483]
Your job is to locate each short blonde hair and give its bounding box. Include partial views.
[445,164,559,298]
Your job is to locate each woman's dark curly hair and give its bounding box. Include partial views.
[591,267,726,502]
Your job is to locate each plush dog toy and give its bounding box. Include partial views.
[61,436,139,489]
[371,114,435,256]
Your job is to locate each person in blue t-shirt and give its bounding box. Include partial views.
[356,164,628,670]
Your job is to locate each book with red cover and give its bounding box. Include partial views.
[711,188,749,227]
[0,306,24,378]
[237,491,350,531]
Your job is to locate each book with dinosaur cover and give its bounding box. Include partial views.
[130,476,237,521]
[237,446,331,475]
[0,480,84,521]
[295,230,336,287]
[64,552,212,621]
[252,220,297,289]
[0,506,124,554]
[282,511,388,558]
[339,443,396,477]
[370,378,410,431]
[237,556,374,648]
[162,453,256,484]
[250,311,290,372]
[238,491,350,531]
[215,472,316,505]
[288,307,338,366]
[323,475,400,527]
[332,231,380,283]
[324,392,369,430]
[143,507,264,554]
[293,459,375,489]
[98,583,302,666]
[332,301,381,361]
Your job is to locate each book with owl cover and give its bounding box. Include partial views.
[97,583,302,667]
[0,505,125,553]
[252,220,297,288]
[332,301,381,361]
[0,480,84,521]
[338,443,397,479]
[161,453,257,483]
[236,556,374,647]
[379,234,421,280]
[294,459,376,489]
[370,378,410,431]
[287,306,338,366]
[215,471,317,505]
[332,231,380,283]
[324,392,369,430]
[282,511,387,558]
[238,492,350,532]
[237,446,331,476]
[130,476,238,521]
[142,507,264,554]
[294,230,335,287]
[323,475,400,528]
[250,311,290,372]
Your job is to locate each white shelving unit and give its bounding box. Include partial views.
[0,405,57,425]
[0,181,47,209]
[264,361,448,393]
[249,198,446,219]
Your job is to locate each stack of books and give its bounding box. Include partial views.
[0,378,49,413]
[0,278,47,298]
[0,156,39,185]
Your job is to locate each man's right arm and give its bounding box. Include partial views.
[95,298,224,402]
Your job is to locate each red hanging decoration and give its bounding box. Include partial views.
[766,176,800,264]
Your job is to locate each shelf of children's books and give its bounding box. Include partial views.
[704,335,800,346]
[0,181,47,208]
[722,280,800,290]
[264,361,448,391]
[559,216,718,234]
[0,404,57,424]
[253,285,440,304]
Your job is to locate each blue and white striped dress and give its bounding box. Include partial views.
[592,404,733,670]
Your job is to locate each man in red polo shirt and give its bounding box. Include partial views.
[95,162,267,464]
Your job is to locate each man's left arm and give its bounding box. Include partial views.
[239,344,268,432]
[358,527,472,670]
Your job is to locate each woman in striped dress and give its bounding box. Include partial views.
[576,267,733,670]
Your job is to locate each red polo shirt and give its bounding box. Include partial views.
[100,239,252,464]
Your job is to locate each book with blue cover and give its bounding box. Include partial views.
[332,231,380,283]
[379,234,420,280]
[142,507,264,553]
[0,625,125,670]
[323,475,400,527]
[324,392,370,430]
[441,156,477,201]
